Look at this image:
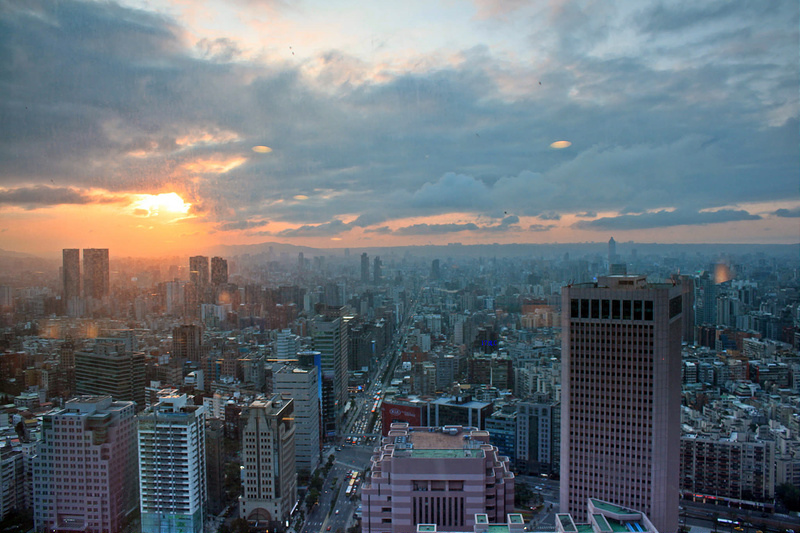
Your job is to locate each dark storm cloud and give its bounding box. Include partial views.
[573,209,761,231]
[0,186,117,208]
[773,207,800,218]
[0,0,796,236]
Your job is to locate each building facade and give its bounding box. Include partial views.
[75,340,146,409]
[273,365,321,472]
[82,248,109,300]
[33,396,139,533]
[560,275,682,533]
[362,423,515,533]
[138,393,207,533]
[239,395,297,528]
[62,249,81,302]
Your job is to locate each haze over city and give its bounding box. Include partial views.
[1,0,798,257]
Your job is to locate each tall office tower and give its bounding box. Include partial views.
[34,396,139,533]
[273,364,321,472]
[189,256,209,286]
[172,324,203,362]
[431,259,440,280]
[138,393,207,533]
[62,248,81,301]
[695,271,716,326]
[361,252,369,283]
[362,423,515,532]
[75,339,146,409]
[607,237,617,268]
[211,256,228,285]
[239,395,297,527]
[373,256,382,283]
[82,248,109,299]
[560,275,682,532]
[311,316,348,436]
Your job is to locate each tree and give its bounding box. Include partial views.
[231,518,250,533]
[776,482,800,512]
[306,488,320,507]
[514,482,533,507]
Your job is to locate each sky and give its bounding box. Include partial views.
[0,0,798,257]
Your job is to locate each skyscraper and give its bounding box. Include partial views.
[361,252,369,283]
[34,396,139,533]
[62,248,80,301]
[82,248,109,299]
[560,275,682,532]
[138,393,207,533]
[239,395,297,528]
[373,255,382,283]
[608,236,617,267]
[211,256,228,285]
[189,256,209,286]
[273,364,321,472]
[311,316,348,436]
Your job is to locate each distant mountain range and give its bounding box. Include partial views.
[205,241,800,260]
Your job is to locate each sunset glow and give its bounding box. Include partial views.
[131,193,192,217]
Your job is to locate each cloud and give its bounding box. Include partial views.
[0,186,118,209]
[573,209,761,231]
[538,212,561,221]
[274,219,351,237]
[0,0,796,243]
[363,226,392,234]
[528,224,555,232]
[216,219,269,231]
[395,223,480,236]
[773,207,800,218]
[482,215,520,232]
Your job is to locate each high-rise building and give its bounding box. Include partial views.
[82,248,109,299]
[138,393,207,533]
[273,364,321,472]
[34,396,139,533]
[431,259,440,279]
[189,256,209,286]
[211,256,228,285]
[75,339,146,409]
[362,423,515,532]
[311,316,348,436]
[560,275,682,532]
[608,237,617,267]
[373,256,382,283]
[239,395,297,528]
[361,252,369,283]
[62,249,81,301]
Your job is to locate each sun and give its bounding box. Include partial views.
[132,192,192,217]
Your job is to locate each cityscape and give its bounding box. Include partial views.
[0,1,798,533]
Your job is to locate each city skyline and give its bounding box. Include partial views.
[0,0,798,257]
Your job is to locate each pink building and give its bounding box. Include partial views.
[362,423,514,533]
[33,396,139,533]
[560,276,682,533]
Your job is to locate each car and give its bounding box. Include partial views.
[335,510,340,515]
[327,527,332,531]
